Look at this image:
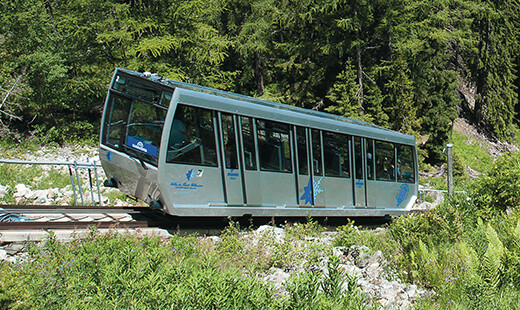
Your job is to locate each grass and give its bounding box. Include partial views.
[451,131,494,174]
[2,124,519,308]
[0,223,373,309]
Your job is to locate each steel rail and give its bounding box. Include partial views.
[0,204,153,214]
[0,221,153,230]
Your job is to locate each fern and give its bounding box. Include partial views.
[482,224,505,290]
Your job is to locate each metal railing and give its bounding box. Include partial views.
[418,188,467,203]
[0,158,103,207]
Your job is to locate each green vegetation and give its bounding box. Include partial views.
[2,152,520,308]
[452,131,494,174]
[1,0,519,163]
[0,224,371,309]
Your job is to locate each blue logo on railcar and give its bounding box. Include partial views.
[227,169,239,180]
[300,177,324,205]
[170,169,204,190]
[126,136,158,157]
[186,169,195,181]
[396,184,410,207]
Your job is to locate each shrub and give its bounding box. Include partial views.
[472,152,520,216]
[0,231,279,309]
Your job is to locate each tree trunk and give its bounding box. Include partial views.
[354,9,364,114]
[254,52,264,96]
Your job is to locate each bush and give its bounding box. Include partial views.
[0,231,279,309]
[472,152,520,216]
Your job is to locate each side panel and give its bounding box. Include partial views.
[223,169,244,205]
[259,172,297,206]
[163,164,224,206]
[243,170,262,205]
[366,181,416,209]
[321,178,353,208]
[99,146,160,203]
[158,100,226,214]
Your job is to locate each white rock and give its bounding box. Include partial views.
[254,225,285,244]
[263,268,291,290]
[0,249,7,261]
[14,184,31,198]
[0,184,8,199]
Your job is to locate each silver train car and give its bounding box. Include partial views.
[100,68,418,217]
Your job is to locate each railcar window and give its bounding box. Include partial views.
[222,113,238,170]
[160,91,172,108]
[113,75,160,103]
[312,130,323,176]
[256,120,292,173]
[241,117,257,170]
[125,101,167,163]
[104,95,130,148]
[296,127,308,175]
[375,141,395,181]
[354,137,363,179]
[166,104,218,167]
[323,131,350,178]
[366,139,375,180]
[397,145,415,183]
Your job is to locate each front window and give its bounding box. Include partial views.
[125,101,166,162]
[104,95,130,148]
[103,93,167,166]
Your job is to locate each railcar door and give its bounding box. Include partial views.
[353,136,367,207]
[219,113,244,205]
[296,127,312,207]
[162,104,225,209]
[253,119,297,207]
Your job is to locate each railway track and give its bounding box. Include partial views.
[0,204,167,230]
[0,204,393,242]
[0,204,237,243]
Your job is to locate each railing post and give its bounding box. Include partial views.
[74,161,85,206]
[447,143,453,196]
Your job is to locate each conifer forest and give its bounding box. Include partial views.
[1,0,519,164]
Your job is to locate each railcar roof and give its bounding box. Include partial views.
[116,68,413,142]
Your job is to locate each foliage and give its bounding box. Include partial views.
[472,151,520,216]
[1,0,519,162]
[381,152,520,307]
[0,231,279,309]
[285,256,371,310]
[451,131,494,174]
[0,225,374,309]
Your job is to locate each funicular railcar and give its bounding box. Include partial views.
[100,68,418,217]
